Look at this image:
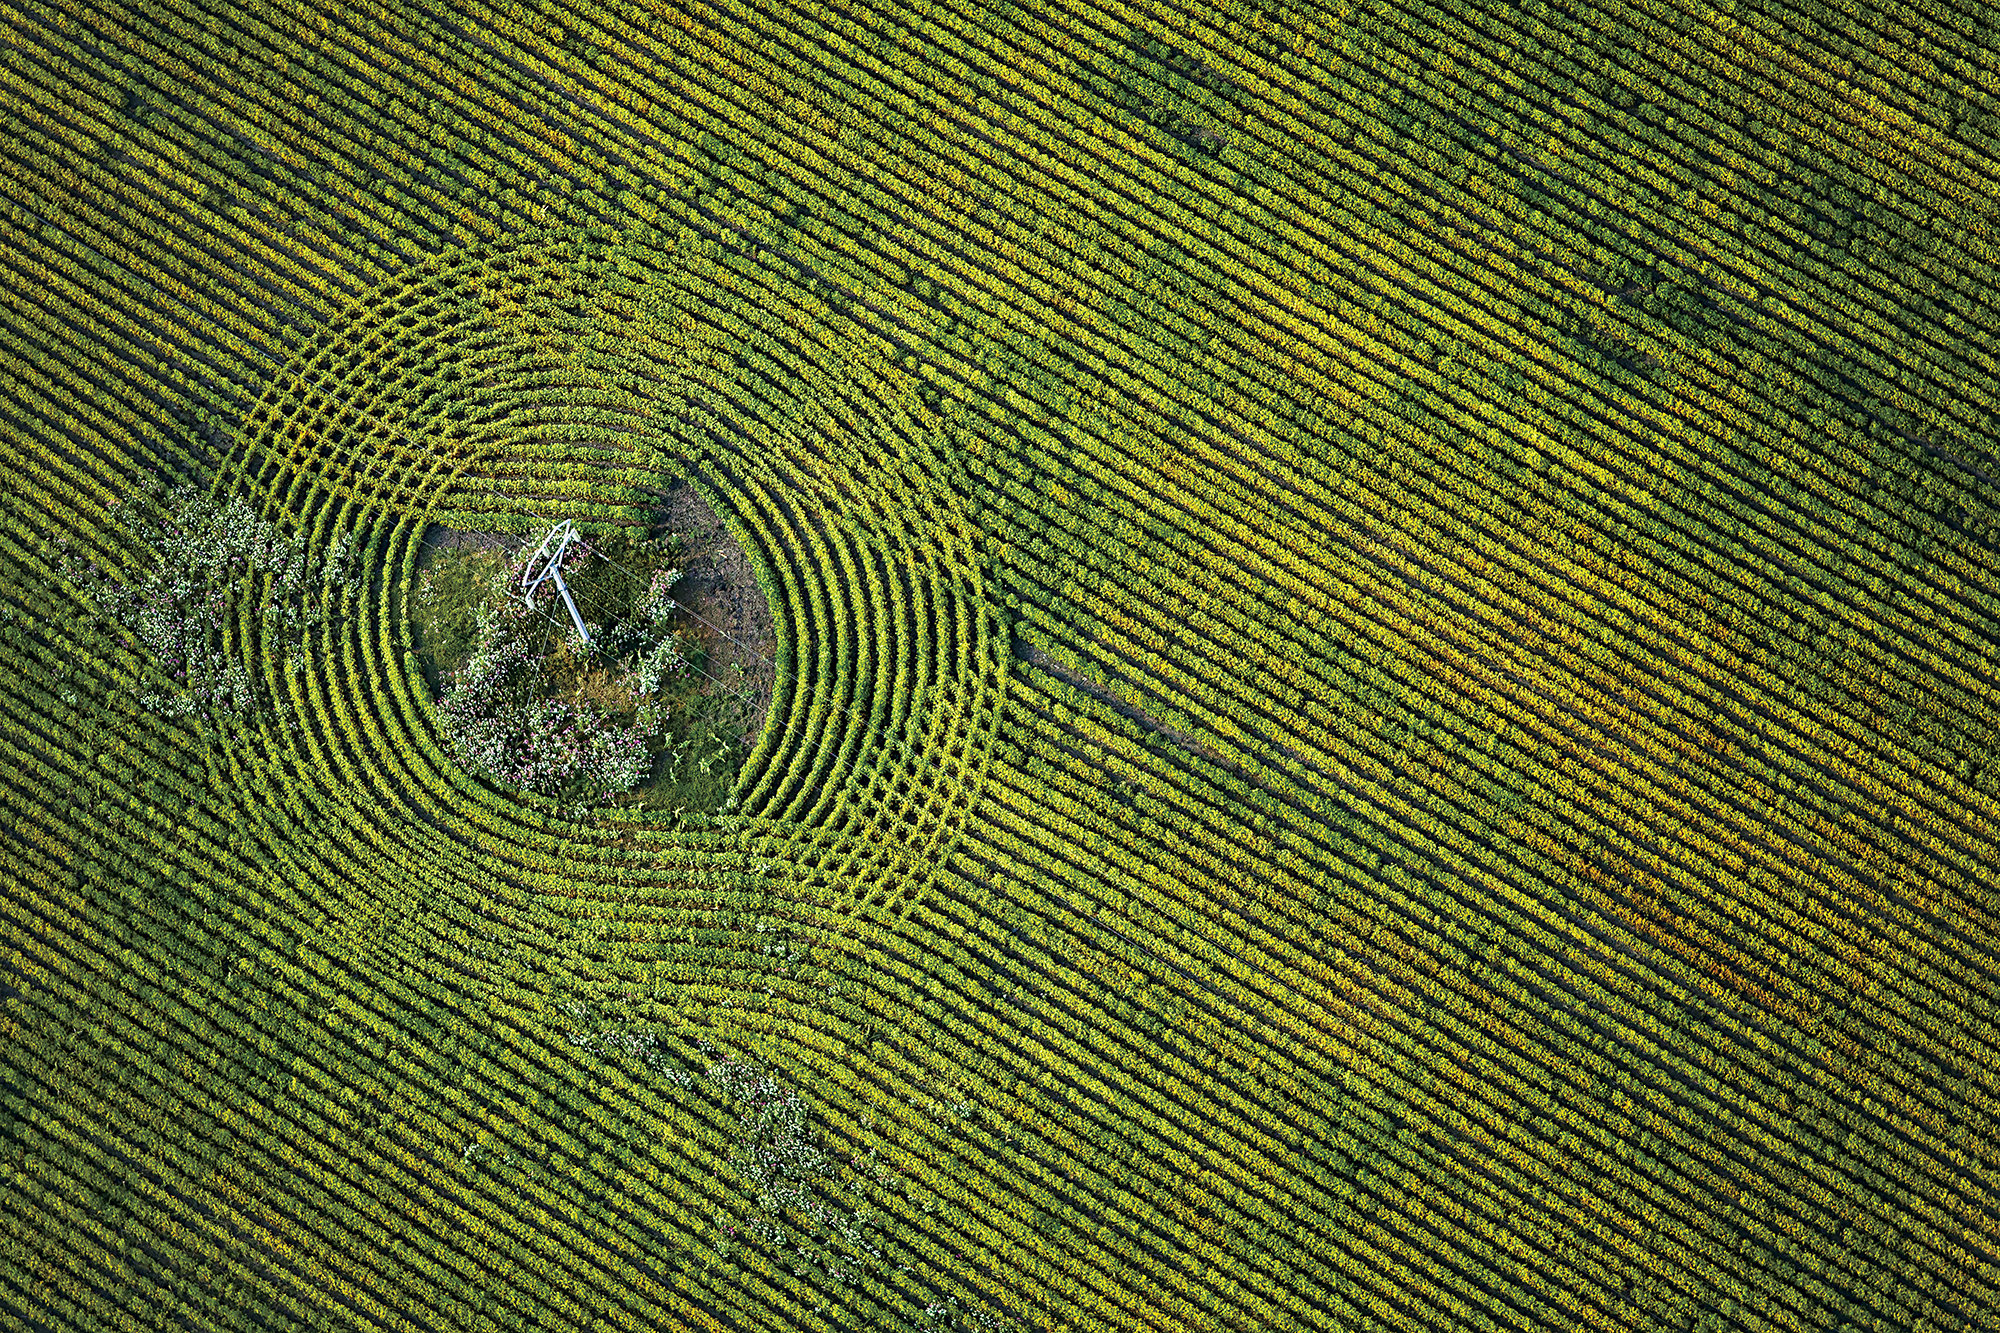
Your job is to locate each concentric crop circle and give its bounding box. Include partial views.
[220,231,1006,953]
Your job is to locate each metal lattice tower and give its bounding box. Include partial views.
[520,519,591,644]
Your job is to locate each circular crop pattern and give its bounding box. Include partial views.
[219,231,1006,1003]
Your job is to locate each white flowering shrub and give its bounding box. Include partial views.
[62,485,361,720]
[435,601,663,799]
[628,631,688,698]
[632,564,681,625]
[424,535,687,805]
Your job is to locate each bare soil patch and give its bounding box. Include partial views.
[650,479,775,746]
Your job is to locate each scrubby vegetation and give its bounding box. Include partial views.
[59,482,360,721]
[411,526,757,811]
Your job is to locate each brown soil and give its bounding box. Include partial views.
[649,480,776,745]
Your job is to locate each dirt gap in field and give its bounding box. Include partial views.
[650,478,776,738]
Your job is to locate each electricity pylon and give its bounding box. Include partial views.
[521,519,591,644]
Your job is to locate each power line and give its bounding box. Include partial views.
[508,574,953,812]
[556,528,964,765]
[445,512,958,791]
[514,570,762,713]
[514,540,904,758]
[457,501,774,671]
[525,507,786,679]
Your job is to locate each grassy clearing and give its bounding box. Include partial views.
[412,525,761,813]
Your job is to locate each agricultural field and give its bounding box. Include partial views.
[3,0,1999,1328]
